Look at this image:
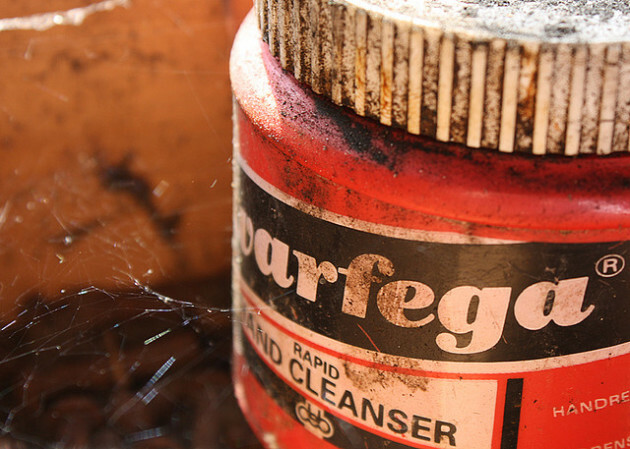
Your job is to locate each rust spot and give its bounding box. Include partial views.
[343,358,430,393]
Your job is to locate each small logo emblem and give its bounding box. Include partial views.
[596,254,625,278]
[295,401,334,439]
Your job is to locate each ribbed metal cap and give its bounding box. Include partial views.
[256,0,630,155]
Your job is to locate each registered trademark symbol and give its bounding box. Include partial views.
[595,254,625,277]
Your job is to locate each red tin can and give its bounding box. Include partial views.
[231,2,630,448]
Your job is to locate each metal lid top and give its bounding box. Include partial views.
[352,0,630,44]
[257,0,630,155]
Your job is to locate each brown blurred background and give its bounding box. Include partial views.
[0,1,261,447]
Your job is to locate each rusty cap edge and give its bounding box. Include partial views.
[256,0,630,156]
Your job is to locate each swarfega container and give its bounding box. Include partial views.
[230,1,630,448]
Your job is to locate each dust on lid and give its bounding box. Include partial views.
[257,0,630,156]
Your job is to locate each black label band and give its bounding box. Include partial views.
[236,168,630,362]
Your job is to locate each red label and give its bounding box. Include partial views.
[233,116,630,448]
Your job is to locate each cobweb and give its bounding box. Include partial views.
[0,186,260,448]
[0,275,260,448]
[0,0,262,447]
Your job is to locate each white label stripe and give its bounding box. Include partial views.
[241,325,438,449]
[239,289,498,449]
